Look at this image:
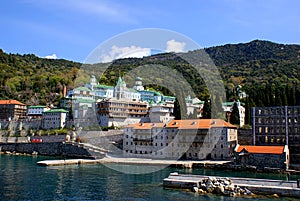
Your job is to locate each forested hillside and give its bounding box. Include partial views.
[0,50,80,105]
[1,40,300,123]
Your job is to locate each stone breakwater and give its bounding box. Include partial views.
[192,176,253,197]
[163,173,300,198]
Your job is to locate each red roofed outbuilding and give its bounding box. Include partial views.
[234,144,289,170]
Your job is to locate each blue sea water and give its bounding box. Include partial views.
[0,154,298,201]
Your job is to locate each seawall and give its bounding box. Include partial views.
[0,142,101,159]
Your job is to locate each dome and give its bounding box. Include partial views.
[135,77,142,81]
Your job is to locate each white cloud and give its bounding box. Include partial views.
[166,39,186,53]
[101,45,151,63]
[45,54,57,59]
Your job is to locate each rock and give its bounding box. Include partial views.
[224,180,231,186]
[225,185,234,191]
[214,181,220,186]
[200,183,207,190]
[207,187,214,193]
[214,185,225,195]
[198,177,253,198]
[244,188,252,195]
[192,186,199,192]
[198,189,207,194]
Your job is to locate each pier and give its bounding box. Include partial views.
[36,156,230,167]
[163,173,300,198]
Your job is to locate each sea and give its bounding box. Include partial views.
[0,154,298,201]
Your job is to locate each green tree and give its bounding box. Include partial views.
[230,102,240,126]
[202,99,211,119]
[173,98,181,120]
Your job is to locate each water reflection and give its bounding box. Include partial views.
[0,155,299,201]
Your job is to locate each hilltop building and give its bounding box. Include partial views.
[149,103,174,123]
[186,95,204,118]
[123,119,237,160]
[0,100,27,120]
[65,75,177,127]
[97,99,148,127]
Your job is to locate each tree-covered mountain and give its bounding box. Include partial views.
[1,40,300,119]
[0,49,81,105]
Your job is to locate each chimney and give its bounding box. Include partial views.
[63,85,67,97]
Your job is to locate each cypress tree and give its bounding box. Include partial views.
[230,102,240,126]
[291,86,296,106]
[245,97,251,125]
[173,98,181,120]
[202,99,211,119]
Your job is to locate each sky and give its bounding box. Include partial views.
[1,0,300,62]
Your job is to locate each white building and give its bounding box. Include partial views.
[222,101,245,127]
[42,109,68,129]
[27,106,50,119]
[149,103,174,123]
[123,119,238,160]
[186,95,204,118]
[114,77,141,101]
[67,86,95,101]
[97,98,149,127]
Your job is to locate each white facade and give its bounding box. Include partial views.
[133,77,145,91]
[97,98,149,127]
[186,95,204,118]
[222,101,245,127]
[123,119,238,160]
[67,87,95,101]
[42,109,68,129]
[27,106,50,117]
[149,103,174,123]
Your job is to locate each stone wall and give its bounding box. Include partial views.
[248,153,286,169]
[237,129,252,145]
[0,142,96,158]
[0,120,42,130]
[236,153,287,170]
[0,134,66,143]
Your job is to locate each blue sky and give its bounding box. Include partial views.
[1,0,300,62]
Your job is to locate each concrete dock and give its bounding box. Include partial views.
[37,156,231,167]
[37,159,99,166]
[163,173,300,198]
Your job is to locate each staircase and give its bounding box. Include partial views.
[78,143,108,159]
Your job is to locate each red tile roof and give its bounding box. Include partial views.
[236,145,285,155]
[125,119,237,130]
[0,100,25,105]
[124,122,166,130]
[167,119,237,129]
